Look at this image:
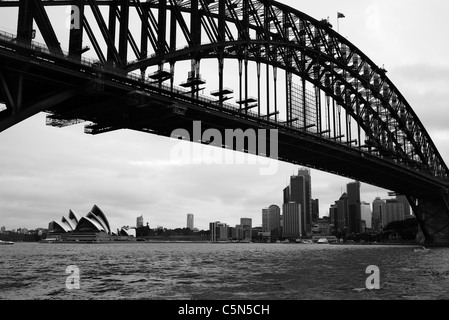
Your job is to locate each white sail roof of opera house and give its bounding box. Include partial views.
[50,205,112,234]
[120,228,136,237]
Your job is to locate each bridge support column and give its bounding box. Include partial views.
[17,0,33,43]
[408,194,449,246]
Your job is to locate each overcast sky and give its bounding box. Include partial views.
[1,0,449,232]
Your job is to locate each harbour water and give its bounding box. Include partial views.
[1,242,448,300]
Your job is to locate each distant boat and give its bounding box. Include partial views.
[317,238,329,244]
[0,240,14,245]
[413,246,430,253]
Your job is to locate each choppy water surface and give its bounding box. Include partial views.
[0,242,448,300]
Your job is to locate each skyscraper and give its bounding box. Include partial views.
[361,202,372,231]
[187,213,194,230]
[347,181,362,234]
[283,168,312,234]
[372,197,385,231]
[381,200,405,228]
[136,215,144,228]
[210,221,228,242]
[396,195,413,218]
[282,202,302,238]
[240,218,252,241]
[312,199,319,222]
[262,208,270,233]
[262,205,281,236]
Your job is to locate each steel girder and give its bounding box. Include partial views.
[0,0,448,181]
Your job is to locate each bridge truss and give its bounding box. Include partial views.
[0,0,449,244]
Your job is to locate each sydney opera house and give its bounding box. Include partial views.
[47,205,136,242]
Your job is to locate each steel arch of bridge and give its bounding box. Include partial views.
[2,0,445,180]
[1,0,449,244]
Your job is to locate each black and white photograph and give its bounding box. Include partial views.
[0,0,448,310]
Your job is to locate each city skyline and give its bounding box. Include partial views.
[1,0,448,232]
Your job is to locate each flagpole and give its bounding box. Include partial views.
[337,13,340,33]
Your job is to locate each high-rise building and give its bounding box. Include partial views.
[283,202,302,238]
[361,202,372,231]
[372,197,385,231]
[262,208,270,233]
[381,200,405,228]
[329,204,338,231]
[283,168,312,233]
[187,213,194,230]
[240,218,252,241]
[209,221,228,242]
[312,199,319,222]
[347,181,362,234]
[262,205,281,236]
[396,195,413,218]
[0,226,5,233]
[283,186,290,205]
[136,215,144,228]
[335,193,348,232]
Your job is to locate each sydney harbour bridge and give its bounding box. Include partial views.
[0,0,448,244]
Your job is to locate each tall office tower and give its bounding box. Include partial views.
[372,197,385,231]
[312,199,319,222]
[136,215,144,228]
[262,208,270,232]
[381,200,405,228]
[268,205,281,236]
[396,195,412,218]
[284,168,312,233]
[347,181,362,234]
[240,218,252,241]
[329,204,338,231]
[361,202,372,231]
[209,221,228,242]
[282,202,302,238]
[283,186,290,204]
[335,193,348,232]
[187,213,194,230]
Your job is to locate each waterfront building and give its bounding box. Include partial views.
[372,197,386,231]
[136,215,144,228]
[312,199,319,223]
[240,218,252,241]
[262,205,281,236]
[283,168,311,234]
[361,202,372,231]
[347,181,362,234]
[283,186,290,205]
[315,218,331,236]
[329,204,338,232]
[187,213,194,230]
[46,205,135,242]
[262,208,270,232]
[335,193,348,232]
[235,224,244,240]
[396,195,413,219]
[381,200,405,228]
[0,226,5,233]
[282,202,302,238]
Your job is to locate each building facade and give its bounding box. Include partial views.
[136,215,144,228]
[381,200,405,228]
[372,197,386,231]
[282,202,302,238]
[262,205,281,236]
[240,218,252,241]
[361,202,372,231]
[347,181,362,234]
[187,213,194,230]
[283,168,312,234]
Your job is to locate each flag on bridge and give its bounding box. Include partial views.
[337,12,346,19]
